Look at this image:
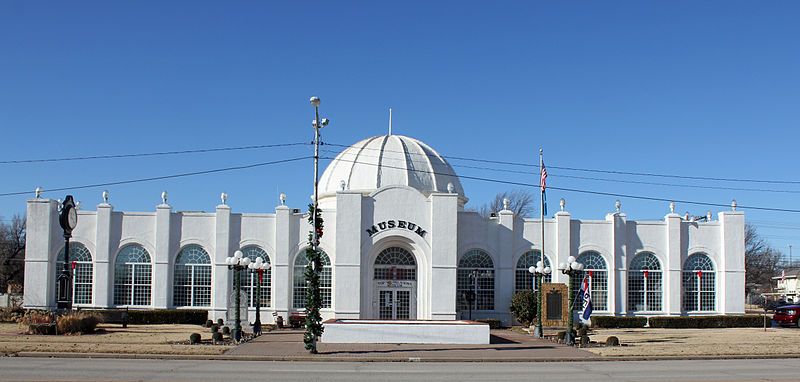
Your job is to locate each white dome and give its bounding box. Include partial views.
[319,135,465,198]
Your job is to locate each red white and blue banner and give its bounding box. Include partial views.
[578,275,593,323]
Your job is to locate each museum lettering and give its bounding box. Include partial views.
[366,220,427,238]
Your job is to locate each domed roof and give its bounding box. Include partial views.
[319,134,465,197]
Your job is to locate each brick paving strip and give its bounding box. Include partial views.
[223,329,596,361]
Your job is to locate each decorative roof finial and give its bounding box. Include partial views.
[447,182,454,194]
[75,201,81,210]
[669,201,675,214]
[34,187,43,199]
[340,180,346,191]
[279,192,286,205]
[161,191,168,205]
[707,210,713,221]
[560,198,566,212]
[102,190,109,204]
[220,192,228,205]
[503,198,510,210]
[615,199,621,213]
[731,199,737,211]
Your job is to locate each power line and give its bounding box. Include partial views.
[322,156,800,214]
[0,156,311,197]
[0,142,308,164]
[326,141,800,185]
[320,148,800,194]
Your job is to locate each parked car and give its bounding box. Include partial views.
[772,305,800,327]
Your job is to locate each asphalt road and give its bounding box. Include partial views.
[0,357,797,382]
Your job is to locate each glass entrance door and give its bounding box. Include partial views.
[378,288,411,320]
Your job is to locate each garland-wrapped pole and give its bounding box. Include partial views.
[304,96,329,354]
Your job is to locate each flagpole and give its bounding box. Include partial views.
[534,148,545,338]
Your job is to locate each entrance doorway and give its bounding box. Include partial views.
[373,247,417,319]
[378,288,411,320]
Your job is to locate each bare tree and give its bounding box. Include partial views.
[744,223,782,297]
[0,214,25,292]
[475,189,536,218]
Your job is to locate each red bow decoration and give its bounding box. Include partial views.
[588,270,594,278]
[71,261,77,270]
[643,270,649,278]
[258,269,264,283]
[697,270,702,278]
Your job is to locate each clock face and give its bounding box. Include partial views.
[67,208,78,229]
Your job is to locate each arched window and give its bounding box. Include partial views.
[241,246,271,308]
[293,250,331,309]
[569,251,608,311]
[113,245,152,306]
[55,243,93,305]
[628,252,662,312]
[173,245,211,307]
[457,250,495,311]
[374,247,416,280]
[682,253,715,311]
[515,250,551,294]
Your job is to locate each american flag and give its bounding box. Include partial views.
[540,161,548,192]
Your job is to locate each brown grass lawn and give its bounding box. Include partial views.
[0,323,233,355]
[586,327,800,357]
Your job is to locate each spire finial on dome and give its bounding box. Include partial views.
[388,108,392,136]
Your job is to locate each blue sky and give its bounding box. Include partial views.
[1,1,798,260]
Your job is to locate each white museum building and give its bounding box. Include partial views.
[23,134,746,325]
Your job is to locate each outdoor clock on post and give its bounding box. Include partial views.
[56,195,77,310]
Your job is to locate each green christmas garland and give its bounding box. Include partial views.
[303,204,324,353]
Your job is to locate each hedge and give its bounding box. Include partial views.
[475,318,503,329]
[648,315,763,328]
[591,316,647,328]
[84,309,208,325]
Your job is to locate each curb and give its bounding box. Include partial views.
[7,351,800,363]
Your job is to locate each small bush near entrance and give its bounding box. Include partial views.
[56,312,102,334]
[510,291,537,327]
[591,316,647,328]
[205,319,213,328]
[222,326,231,335]
[189,333,201,344]
[605,336,620,346]
[212,332,224,344]
[648,315,763,328]
[210,324,219,333]
[476,319,502,329]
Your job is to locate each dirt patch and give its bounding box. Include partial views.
[0,323,233,355]
[585,327,800,357]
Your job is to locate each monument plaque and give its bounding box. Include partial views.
[540,282,569,328]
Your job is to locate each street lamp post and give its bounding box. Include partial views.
[57,195,78,312]
[248,256,268,336]
[226,250,251,342]
[528,257,552,338]
[558,256,584,346]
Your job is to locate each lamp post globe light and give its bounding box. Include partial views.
[528,257,551,338]
[226,250,251,342]
[558,255,584,346]
[248,256,268,336]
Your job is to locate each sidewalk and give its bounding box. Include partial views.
[223,329,596,361]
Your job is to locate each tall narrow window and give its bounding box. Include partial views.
[515,250,551,294]
[457,250,495,311]
[55,243,93,305]
[114,245,152,306]
[569,251,608,311]
[628,252,662,312]
[241,246,271,308]
[682,253,715,311]
[293,250,331,309]
[173,245,212,307]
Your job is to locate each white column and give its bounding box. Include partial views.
[554,210,571,284]
[607,212,627,315]
[429,193,458,320]
[212,204,232,320]
[273,205,292,321]
[23,199,59,309]
[152,203,172,309]
[94,202,113,308]
[720,210,745,314]
[334,192,361,318]
[664,212,683,315]
[496,208,515,324]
